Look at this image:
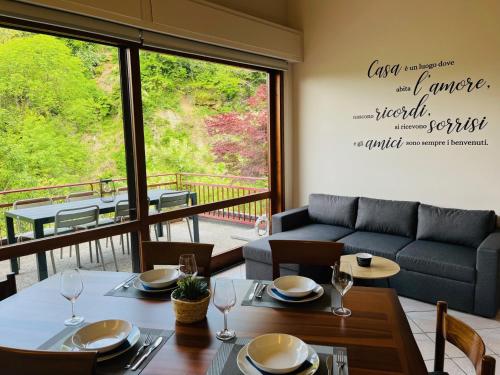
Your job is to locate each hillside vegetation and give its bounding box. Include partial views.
[0,28,268,195]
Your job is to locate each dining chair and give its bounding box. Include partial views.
[269,240,344,281]
[0,273,17,301]
[154,192,193,242]
[54,205,118,272]
[141,241,214,276]
[0,345,97,375]
[432,301,496,375]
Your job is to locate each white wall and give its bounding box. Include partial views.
[288,0,500,212]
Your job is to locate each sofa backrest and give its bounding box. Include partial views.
[417,204,496,248]
[355,197,419,238]
[308,194,358,229]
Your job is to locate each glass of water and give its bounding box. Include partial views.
[332,262,353,317]
[60,269,84,326]
[213,279,237,341]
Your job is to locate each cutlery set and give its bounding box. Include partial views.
[250,282,266,300]
[125,333,163,371]
[326,351,347,375]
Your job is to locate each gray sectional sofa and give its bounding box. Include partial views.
[243,194,500,317]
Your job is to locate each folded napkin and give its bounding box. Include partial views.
[245,356,313,375]
[270,288,318,301]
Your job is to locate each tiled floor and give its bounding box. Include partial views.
[216,265,500,374]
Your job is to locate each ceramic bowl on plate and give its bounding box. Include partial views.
[139,268,179,289]
[356,253,373,267]
[72,319,133,353]
[272,276,317,298]
[247,333,309,374]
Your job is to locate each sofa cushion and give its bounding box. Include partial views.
[355,197,419,238]
[242,224,353,266]
[340,231,413,260]
[417,204,496,248]
[396,240,476,283]
[308,194,358,229]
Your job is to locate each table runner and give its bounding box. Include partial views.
[241,281,341,312]
[38,325,174,374]
[104,275,174,301]
[206,337,348,375]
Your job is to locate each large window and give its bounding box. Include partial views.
[0,22,282,288]
[140,50,271,255]
[0,27,132,284]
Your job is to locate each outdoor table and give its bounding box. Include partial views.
[0,271,427,374]
[4,189,199,280]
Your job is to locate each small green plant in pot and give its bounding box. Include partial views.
[171,277,210,323]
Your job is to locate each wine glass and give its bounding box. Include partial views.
[213,279,237,341]
[332,262,353,317]
[60,269,84,326]
[179,254,198,279]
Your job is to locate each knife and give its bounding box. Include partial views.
[113,274,136,290]
[255,283,266,299]
[131,336,163,371]
[248,282,260,300]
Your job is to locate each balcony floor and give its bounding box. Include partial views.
[0,218,253,290]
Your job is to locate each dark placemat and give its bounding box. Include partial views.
[206,337,348,375]
[241,281,341,312]
[104,275,174,301]
[38,325,174,375]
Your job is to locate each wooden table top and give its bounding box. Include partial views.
[341,254,401,280]
[0,271,425,375]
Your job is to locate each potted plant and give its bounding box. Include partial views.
[171,277,211,323]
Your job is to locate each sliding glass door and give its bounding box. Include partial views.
[0,20,283,286]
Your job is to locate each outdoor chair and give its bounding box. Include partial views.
[141,241,213,276]
[153,192,193,242]
[269,240,344,281]
[107,200,131,256]
[432,301,496,375]
[54,205,118,272]
[65,191,100,263]
[12,197,61,269]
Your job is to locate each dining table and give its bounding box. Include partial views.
[0,271,427,374]
[4,189,199,280]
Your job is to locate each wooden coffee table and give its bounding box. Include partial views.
[341,254,400,280]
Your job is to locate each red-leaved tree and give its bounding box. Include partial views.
[204,84,268,177]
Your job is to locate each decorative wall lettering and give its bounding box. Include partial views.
[353,59,491,150]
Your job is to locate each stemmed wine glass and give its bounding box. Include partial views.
[179,254,198,279]
[213,279,237,341]
[60,269,84,326]
[332,262,353,317]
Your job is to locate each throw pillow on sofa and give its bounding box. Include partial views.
[308,194,358,229]
[417,204,496,248]
[355,197,419,238]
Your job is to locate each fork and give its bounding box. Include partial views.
[125,333,153,369]
[336,351,346,373]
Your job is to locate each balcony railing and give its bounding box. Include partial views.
[0,173,269,242]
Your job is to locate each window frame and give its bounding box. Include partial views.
[0,17,284,277]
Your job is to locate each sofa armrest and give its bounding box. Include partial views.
[475,231,500,317]
[272,206,311,234]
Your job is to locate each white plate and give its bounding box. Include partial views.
[133,277,177,294]
[237,342,319,375]
[61,325,141,362]
[266,284,324,304]
[272,276,317,298]
[72,319,132,353]
[139,268,179,289]
[247,334,309,374]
